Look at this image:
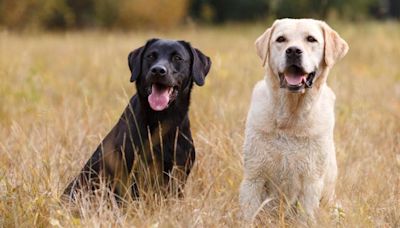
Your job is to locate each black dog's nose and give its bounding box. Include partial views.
[286,46,303,58]
[150,66,167,76]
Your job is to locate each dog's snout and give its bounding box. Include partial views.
[286,46,303,58]
[150,65,167,76]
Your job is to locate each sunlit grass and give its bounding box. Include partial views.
[0,21,399,227]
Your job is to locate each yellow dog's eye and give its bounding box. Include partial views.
[307,35,317,43]
[276,36,286,43]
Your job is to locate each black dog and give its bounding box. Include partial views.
[63,39,211,200]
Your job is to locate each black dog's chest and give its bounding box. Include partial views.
[124,121,195,196]
[129,125,192,169]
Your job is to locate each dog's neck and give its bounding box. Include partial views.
[265,68,328,129]
[136,90,191,132]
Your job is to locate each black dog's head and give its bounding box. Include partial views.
[128,39,211,111]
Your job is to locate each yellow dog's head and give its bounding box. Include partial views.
[256,18,348,93]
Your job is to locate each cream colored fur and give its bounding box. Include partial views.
[239,19,348,222]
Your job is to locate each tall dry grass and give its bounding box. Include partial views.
[0,22,399,227]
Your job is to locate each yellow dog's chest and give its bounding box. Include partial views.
[263,133,327,179]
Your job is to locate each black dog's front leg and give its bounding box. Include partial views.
[163,126,196,197]
[63,124,131,201]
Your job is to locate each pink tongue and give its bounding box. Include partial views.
[285,74,307,86]
[148,85,171,111]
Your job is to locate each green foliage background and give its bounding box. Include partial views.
[0,0,399,30]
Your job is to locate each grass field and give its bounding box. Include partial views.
[0,21,399,227]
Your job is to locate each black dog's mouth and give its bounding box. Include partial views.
[147,83,178,111]
[278,65,316,93]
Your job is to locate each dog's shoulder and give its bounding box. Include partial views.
[322,85,336,103]
[251,80,268,100]
[245,80,274,132]
[317,85,336,115]
[248,80,269,112]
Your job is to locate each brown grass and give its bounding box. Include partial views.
[0,21,399,227]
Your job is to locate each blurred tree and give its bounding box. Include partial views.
[116,0,189,29]
[41,0,75,29]
[93,0,118,28]
[0,0,75,30]
[388,0,400,18]
[0,0,41,29]
[331,0,381,20]
[65,0,95,28]
[190,0,398,22]
[190,0,270,23]
[0,0,188,30]
[274,0,331,19]
[0,0,398,30]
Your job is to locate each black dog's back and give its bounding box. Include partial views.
[63,39,211,200]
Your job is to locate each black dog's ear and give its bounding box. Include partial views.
[128,38,158,82]
[180,41,211,86]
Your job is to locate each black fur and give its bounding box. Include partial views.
[63,39,211,200]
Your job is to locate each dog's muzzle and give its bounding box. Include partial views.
[278,65,317,93]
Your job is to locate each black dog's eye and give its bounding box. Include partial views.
[276,36,286,43]
[173,55,183,62]
[307,35,318,43]
[146,53,156,60]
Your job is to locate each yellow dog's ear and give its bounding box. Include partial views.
[255,22,276,67]
[321,22,349,67]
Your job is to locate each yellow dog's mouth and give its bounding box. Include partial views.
[279,65,316,93]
